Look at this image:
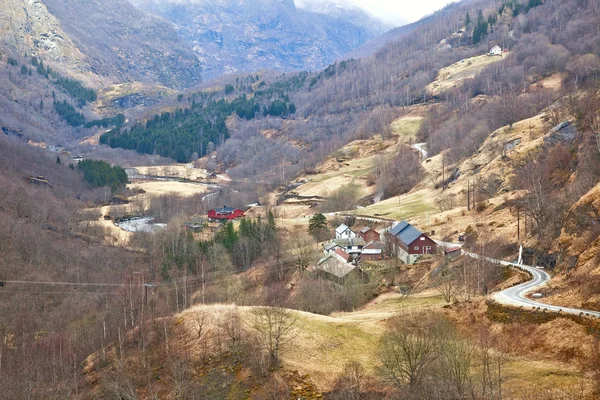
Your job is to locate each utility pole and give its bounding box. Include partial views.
[517,205,520,243]
[467,179,471,211]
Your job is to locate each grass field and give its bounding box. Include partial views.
[390,116,423,141]
[427,53,508,95]
[128,180,210,197]
[358,189,438,221]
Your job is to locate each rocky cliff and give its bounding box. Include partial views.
[129,0,389,78]
[0,0,203,89]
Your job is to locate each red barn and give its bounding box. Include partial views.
[358,227,380,243]
[208,206,245,221]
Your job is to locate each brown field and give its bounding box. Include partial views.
[128,180,211,197]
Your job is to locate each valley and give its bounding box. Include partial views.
[0,0,600,398]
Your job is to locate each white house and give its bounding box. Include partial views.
[335,224,356,239]
[489,45,502,56]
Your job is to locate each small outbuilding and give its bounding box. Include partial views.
[315,252,366,285]
[444,246,462,259]
[361,241,384,262]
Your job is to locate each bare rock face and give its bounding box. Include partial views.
[129,0,389,79]
[40,0,203,89]
[0,0,203,89]
[0,0,89,72]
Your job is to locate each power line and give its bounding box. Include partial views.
[0,290,119,295]
[0,279,150,288]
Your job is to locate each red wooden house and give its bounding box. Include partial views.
[208,206,245,221]
[358,227,380,243]
[388,221,437,264]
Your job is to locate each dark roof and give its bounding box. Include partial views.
[213,206,237,214]
[390,221,424,246]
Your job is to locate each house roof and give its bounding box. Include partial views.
[359,227,372,234]
[335,224,351,234]
[317,253,356,278]
[334,248,351,262]
[364,241,384,250]
[361,248,382,255]
[212,206,238,214]
[389,221,409,236]
[390,220,424,246]
[334,237,366,248]
[445,246,462,253]
[324,242,340,252]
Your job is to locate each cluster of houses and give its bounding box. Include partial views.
[314,220,440,284]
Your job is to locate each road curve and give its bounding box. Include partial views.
[411,143,428,160]
[462,250,600,318]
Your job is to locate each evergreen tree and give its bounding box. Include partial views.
[288,102,296,114]
[465,12,471,27]
[472,10,488,44]
[308,213,328,239]
[267,210,277,231]
[56,156,61,165]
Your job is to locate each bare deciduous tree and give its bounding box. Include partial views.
[250,306,298,366]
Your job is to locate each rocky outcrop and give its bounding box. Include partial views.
[555,182,600,272]
[0,0,203,89]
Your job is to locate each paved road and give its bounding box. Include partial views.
[462,250,600,318]
[412,143,428,160]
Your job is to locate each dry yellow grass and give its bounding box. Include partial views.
[427,53,508,95]
[128,180,210,197]
[390,116,423,141]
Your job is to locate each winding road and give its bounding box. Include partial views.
[462,250,600,318]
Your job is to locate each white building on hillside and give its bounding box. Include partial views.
[335,224,356,239]
[489,45,502,56]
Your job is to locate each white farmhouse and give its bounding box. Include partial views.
[489,45,502,56]
[335,224,356,239]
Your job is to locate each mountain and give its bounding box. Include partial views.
[0,0,202,89]
[128,0,391,79]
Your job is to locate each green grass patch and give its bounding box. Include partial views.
[360,191,437,220]
[390,117,423,139]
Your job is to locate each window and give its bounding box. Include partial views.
[414,246,419,251]
[420,237,425,241]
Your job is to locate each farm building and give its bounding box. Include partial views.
[444,246,462,259]
[489,45,502,56]
[207,206,245,221]
[315,252,366,285]
[111,195,130,205]
[358,227,380,243]
[333,237,366,257]
[335,224,356,239]
[361,242,384,262]
[387,221,437,265]
[324,242,342,254]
